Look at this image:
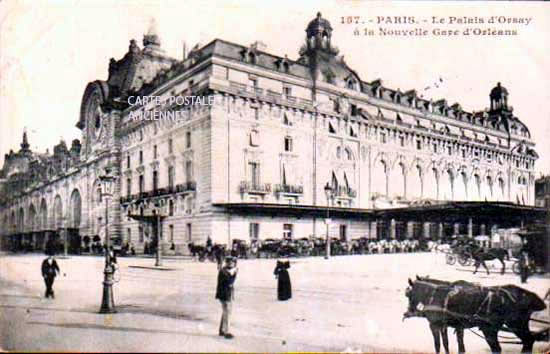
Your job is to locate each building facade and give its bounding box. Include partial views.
[535,175,550,208]
[0,13,539,253]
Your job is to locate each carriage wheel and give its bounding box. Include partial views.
[446,254,457,265]
[458,255,470,266]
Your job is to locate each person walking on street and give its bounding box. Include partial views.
[519,243,530,284]
[41,255,60,299]
[274,259,292,301]
[215,256,238,339]
[214,245,225,270]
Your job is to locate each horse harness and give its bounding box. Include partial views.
[414,281,517,324]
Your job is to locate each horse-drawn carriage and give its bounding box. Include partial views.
[188,242,226,262]
[404,276,548,353]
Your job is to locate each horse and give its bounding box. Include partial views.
[188,242,207,260]
[404,276,546,353]
[470,247,509,275]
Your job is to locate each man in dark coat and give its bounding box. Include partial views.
[215,256,238,339]
[41,256,60,298]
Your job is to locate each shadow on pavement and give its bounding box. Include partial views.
[26,320,209,336]
[116,303,205,322]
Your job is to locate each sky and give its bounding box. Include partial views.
[1,0,549,175]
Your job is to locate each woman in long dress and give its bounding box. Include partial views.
[274,260,292,301]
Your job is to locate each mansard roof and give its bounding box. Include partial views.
[101,18,532,139]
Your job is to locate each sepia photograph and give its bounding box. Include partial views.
[0,0,549,352]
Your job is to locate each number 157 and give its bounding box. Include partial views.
[341,16,360,24]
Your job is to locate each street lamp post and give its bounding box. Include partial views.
[153,207,163,267]
[99,166,117,314]
[324,182,334,259]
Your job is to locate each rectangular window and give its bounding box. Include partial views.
[185,131,191,148]
[339,224,347,241]
[249,223,260,241]
[168,166,175,189]
[249,78,257,88]
[185,161,193,182]
[462,149,466,158]
[153,170,159,191]
[168,138,173,154]
[169,225,174,243]
[139,225,144,243]
[351,104,358,116]
[169,200,174,216]
[447,146,452,156]
[139,175,144,194]
[250,129,259,146]
[186,223,192,242]
[249,162,260,186]
[380,132,387,144]
[253,107,259,120]
[283,86,291,97]
[399,136,405,147]
[154,145,158,159]
[433,143,438,153]
[139,150,143,164]
[126,178,131,197]
[283,224,293,240]
[127,155,130,168]
[127,228,132,243]
[416,140,422,150]
[284,136,293,152]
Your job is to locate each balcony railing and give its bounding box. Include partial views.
[239,181,271,194]
[334,186,357,198]
[176,181,197,193]
[120,181,196,204]
[275,184,304,195]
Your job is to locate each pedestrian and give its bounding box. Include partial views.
[215,256,238,339]
[519,245,530,284]
[41,255,60,299]
[215,245,225,270]
[274,259,292,301]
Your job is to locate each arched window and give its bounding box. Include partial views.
[345,148,352,161]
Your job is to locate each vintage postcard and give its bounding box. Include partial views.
[0,0,549,352]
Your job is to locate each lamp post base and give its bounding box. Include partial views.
[99,267,116,314]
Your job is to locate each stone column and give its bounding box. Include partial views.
[370,220,377,239]
[453,223,460,236]
[407,221,414,239]
[467,218,473,238]
[423,222,430,239]
[438,223,444,240]
[390,219,396,239]
[480,224,486,235]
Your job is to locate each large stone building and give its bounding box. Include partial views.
[0,13,539,253]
